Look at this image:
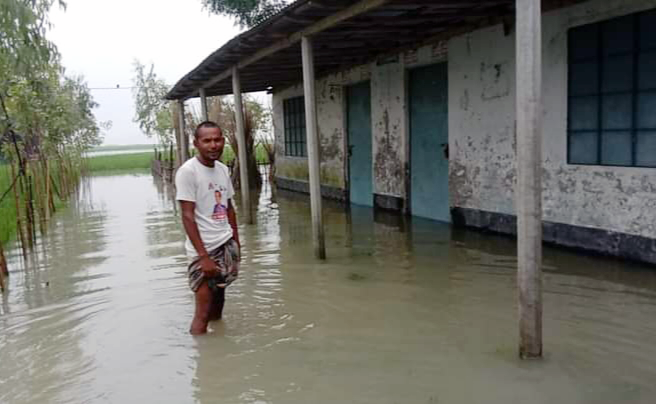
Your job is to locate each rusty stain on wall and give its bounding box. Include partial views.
[449,0,656,239]
[480,61,510,101]
[271,0,656,242]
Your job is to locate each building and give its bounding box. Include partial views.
[166,0,656,266]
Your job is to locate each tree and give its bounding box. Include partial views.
[0,0,105,157]
[201,95,270,188]
[131,60,174,146]
[0,0,107,259]
[201,0,288,27]
[0,0,64,134]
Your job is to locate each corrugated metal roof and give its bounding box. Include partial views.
[166,0,523,100]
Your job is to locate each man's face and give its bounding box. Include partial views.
[194,126,225,162]
[215,191,222,204]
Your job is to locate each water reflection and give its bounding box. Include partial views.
[1,172,656,403]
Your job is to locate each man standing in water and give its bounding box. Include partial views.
[175,121,240,335]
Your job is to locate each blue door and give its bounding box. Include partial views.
[409,63,450,222]
[347,81,373,207]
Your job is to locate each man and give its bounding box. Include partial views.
[175,121,240,335]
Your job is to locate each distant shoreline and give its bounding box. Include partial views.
[91,144,157,153]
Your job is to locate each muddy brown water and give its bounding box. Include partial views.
[1,172,656,404]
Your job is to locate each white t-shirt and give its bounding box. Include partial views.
[175,157,235,258]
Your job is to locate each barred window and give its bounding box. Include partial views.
[568,9,656,167]
[283,97,307,157]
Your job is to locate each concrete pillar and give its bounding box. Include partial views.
[200,88,209,121]
[232,66,253,224]
[516,0,543,359]
[178,100,189,162]
[301,36,326,259]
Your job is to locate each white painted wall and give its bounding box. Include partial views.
[273,65,371,189]
[273,42,447,199]
[273,0,656,239]
[449,0,656,238]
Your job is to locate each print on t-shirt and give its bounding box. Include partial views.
[209,182,228,222]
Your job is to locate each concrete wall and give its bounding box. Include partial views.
[449,0,656,239]
[273,0,656,240]
[273,65,371,191]
[273,42,447,202]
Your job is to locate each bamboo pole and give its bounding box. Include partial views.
[32,160,46,235]
[59,158,67,197]
[44,158,51,220]
[0,243,7,276]
[49,173,58,213]
[301,36,326,259]
[0,243,6,293]
[516,0,543,359]
[25,174,35,247]
[10,162,27,257]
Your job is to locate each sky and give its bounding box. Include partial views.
[49,0,244,145]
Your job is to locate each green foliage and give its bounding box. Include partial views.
[0,164,16,245]
[201,0,288,27]
[0,0,62,91]
[86,152,154,173]
[0,0,106,160]
[0,161,67,246]
[219,143,269,165]
[0,1,106,249]
[132,60,174,146]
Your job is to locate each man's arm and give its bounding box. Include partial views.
[180,201,220,276]
[227,199,240,249]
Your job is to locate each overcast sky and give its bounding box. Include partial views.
[49,0,244,145]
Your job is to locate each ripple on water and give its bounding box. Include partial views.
[1,173,656,403]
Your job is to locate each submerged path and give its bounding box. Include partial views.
[1,173,656,403]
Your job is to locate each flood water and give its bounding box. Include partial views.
[2,172,656,404]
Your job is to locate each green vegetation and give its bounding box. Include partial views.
[1,1,107,261]
[0,161,67,247]
[85,143,269,176]
[0,164,16,246]
[86,152,155,173]
[132,61,175,146]
[202,0,287,27]
[218,143,270,165]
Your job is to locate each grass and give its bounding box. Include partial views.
[218,144,270,165]
[86,152,155,173]
[85,143,269,174]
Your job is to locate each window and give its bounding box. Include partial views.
[283,96,307,157]
[568,9,656,167]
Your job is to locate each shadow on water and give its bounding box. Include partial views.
[1,169,656,403]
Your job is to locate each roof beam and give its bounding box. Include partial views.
[188,0,391,99]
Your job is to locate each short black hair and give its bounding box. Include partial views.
[194,121,221,138]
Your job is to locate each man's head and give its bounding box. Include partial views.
[193,121,225,163]
[214,190,222,204]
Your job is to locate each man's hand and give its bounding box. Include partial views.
[199,255,220,277]
[227,199,240,262]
